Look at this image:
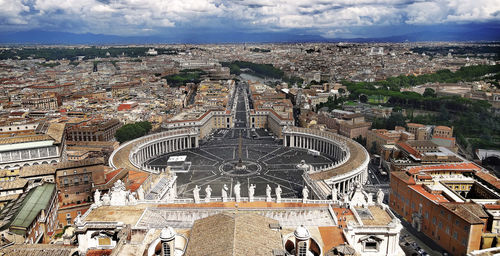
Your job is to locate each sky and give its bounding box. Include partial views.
[0,0,499,43]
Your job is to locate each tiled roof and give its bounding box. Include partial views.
[405,162,481,175]
[319,226,346,252]
[45,123,65,144]
[0,244,77,256]
[391,171,415,184]
[474,171,500,190]
[185,212,283,256]
[397,141,422,158]
[409,185,449,203]
[441,202,487,224]
[127,170,149,192]
[19,164,56,178]
[0,134,53,145]
[0,178,28,190]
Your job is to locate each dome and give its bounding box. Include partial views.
[294,225,311,240]
[160,226,176,241]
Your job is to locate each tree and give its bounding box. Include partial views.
[370,142,378,154]
[115,121,152,143]
[386,112,406,130]
[423,88,436,98]
[338,88,345,95]
[359,94,368,103]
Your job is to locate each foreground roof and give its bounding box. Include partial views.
[10,183,55,234]
[185,212,283,256]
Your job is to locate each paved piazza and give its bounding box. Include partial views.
[146,128,337,198]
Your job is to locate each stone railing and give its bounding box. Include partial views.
[126,197,332,205]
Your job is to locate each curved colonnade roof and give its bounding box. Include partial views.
[109,139,142,172]
[309,138,367,180]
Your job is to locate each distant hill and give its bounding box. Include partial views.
[0,26,499,45]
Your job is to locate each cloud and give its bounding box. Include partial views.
[0,0,498,36]
[0,0,29,25]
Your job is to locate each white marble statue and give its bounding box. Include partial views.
[266,184,272,202]
[102,193,111,206]
[367,193,373,204]
[348,182,355,192]
[377,189,384,205]
[331,185,338,202]
[94,189,101,203]
[205,185,212,203]
[128,192,137,204]
[234,181,241,202]
[110,180,129,206]
[275,185,282,203]
[193,185,201,204]
[302,186,309,202]
[136,186,145,200]
[249,184,256,202]
[74,213,83,226]
[342,193,349,205]
[221,184,228,202]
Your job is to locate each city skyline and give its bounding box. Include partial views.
[1,0,500,43]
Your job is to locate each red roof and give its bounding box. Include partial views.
[397,141,421,158]
[409,184,449,203]
[104,168,122,183]
[432,136,455,141]
[127,170,149,192]
[405,162,481,175]
[87,249,112,256]
[484,204,500,210]
[474,171,500,190]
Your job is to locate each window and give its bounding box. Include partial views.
[453,231,458,239]
[66,213,71,218]
[432,217,436,224]
[439,221,443,229]
[64,194,69,198]
[445,227,449,234]
[365,242,378,250]
[297,241,307,256]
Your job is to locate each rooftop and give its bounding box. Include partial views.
[10,183,55,234]
[185,212,283,256]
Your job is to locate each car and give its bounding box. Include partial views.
[371,175,375,179]
[368,170,371,173]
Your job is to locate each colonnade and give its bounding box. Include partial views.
[283,127,369,196]
[285,134,346,161]
[124,129,200,172]
[331,173,365,194]
[133,136,197,165]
